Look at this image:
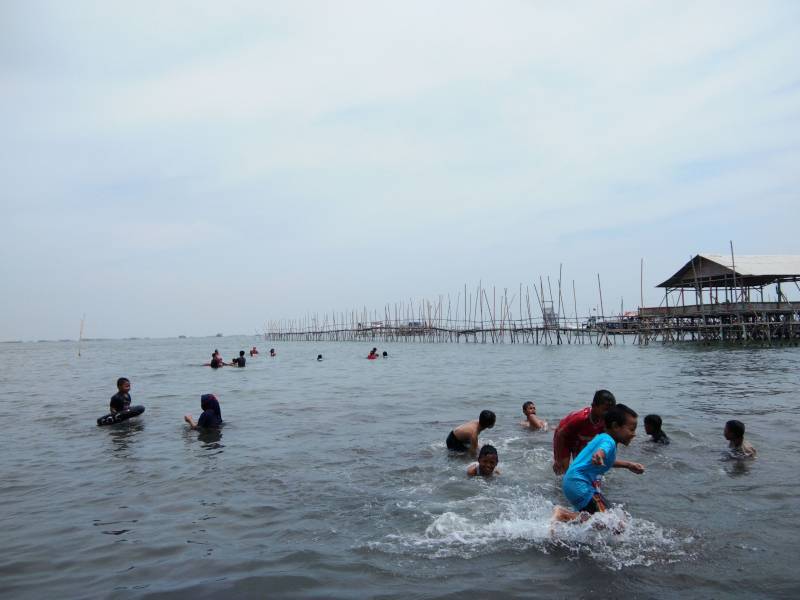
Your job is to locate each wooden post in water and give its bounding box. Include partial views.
[78,314,85,357]
[597,274,609,347]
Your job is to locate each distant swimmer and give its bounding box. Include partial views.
[552,390,616,475]
[209,352,223,369]
[250,346,259,357]
[367,347,379,360]
[644,414,669,445]
[725,419,756,458]
[521,401,548,431]
[552,404,644,524]
[382,351,388,358]
[110,377,132,413]
[317,354,323,361]
[184,394,223,430]
[446,410,496,456]
[270,348,276,357]
[467,445,500,477]
[233,350,246,367]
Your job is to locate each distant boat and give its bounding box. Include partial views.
[215,333,223,337]
[178,335,187,339]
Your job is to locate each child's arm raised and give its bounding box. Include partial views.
[612,460,645,474]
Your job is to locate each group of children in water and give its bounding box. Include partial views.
[447,389,757,524]
[207,346,278,368]
[108,349,757,526]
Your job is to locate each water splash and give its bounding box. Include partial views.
[368,492,694,570]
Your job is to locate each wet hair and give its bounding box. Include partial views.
[317,354,322,359]
[239,350,245,356]
[592,389,617,407]
[478,444,498,458]
[726,419,745,439]
[116,377,129,387]
[522,401,534,411]
[479,410,496,429]
[604,404,638,429]
[644,414,662,430]
[382,351,388,357]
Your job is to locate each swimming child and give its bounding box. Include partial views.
[467,445,500,477]
[446,410,496,455]
[553,404,644,523]
[317,354,323,361]
[269,348,276,357]
[250,346,259,356]
[210,351,223,369]
[184,394,223,429]
[382,351,388,358]
[110,377,131,413]
[367,347,379,359]
[725,420,756,458]
[521,401,548,431]
[235,350,246,367]
[644,414,669,444]
[552,389,617,475]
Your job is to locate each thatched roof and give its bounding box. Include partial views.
[657,254,800,288]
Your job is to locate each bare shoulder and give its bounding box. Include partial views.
[455,420,479,436]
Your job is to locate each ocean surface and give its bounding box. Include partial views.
[1,337,798,599]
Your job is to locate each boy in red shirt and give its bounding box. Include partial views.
[552,390,616,475]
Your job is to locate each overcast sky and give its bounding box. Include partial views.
[2,1,799,340]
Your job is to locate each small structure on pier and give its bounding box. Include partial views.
[638,254,800,343]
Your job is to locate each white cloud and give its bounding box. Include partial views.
[1,0,799,338]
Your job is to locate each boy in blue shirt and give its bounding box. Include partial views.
[553,404,644,522]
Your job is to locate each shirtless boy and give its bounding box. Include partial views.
[446,410,496,456]
[521,401,547,431]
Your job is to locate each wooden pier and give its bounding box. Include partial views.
[263,254,800,346]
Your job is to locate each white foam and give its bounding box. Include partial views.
[369,492,694,569]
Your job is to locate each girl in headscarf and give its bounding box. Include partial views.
[184,393,223,429]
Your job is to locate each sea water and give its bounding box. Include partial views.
[0,337,798,599]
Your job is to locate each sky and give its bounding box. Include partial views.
[1,0,799,340]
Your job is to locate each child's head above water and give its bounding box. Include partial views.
[604,404,638,445]
[725,419,745,442]
[479,410,496,430]
[116,377,130,392]
[591,389,616,420]
[592,389,616,408]
[477,444,498,475]
[522,401,536,415]
[644,414,662,435]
